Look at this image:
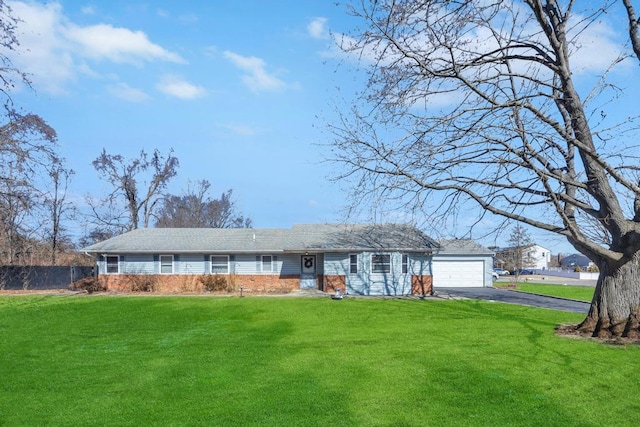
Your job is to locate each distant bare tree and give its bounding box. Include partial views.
[504,225,535,282]
[78,227,118,248]
[0,1,75,266]
[155,180,252,228]
[91,148,179,231]
[43,161,75,265]
[0,113,58,264]
[0,0,32,108]
[331,1,640,338]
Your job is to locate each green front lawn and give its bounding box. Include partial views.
[496,282,595,302]
[1,295,637,426]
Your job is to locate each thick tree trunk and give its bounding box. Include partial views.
[578,251,640,338]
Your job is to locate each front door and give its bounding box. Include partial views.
[300,255,317,289]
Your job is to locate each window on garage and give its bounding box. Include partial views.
[371,254,391,273]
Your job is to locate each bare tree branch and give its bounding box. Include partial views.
[91,148,179,230]
[330,0,640,338]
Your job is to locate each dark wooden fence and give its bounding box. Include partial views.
[0,266,94,290]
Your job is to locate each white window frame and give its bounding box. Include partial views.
[105,255,120,274]
[211,255,230,274]
[262,255,273,273]
[349,254,358,274]
[402,254,409,274]
[160,255,174,274]
[371,254,391,273]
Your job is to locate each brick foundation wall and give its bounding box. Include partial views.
[324,275,346,293]
[411,275,433,295]
[98,274,303,294]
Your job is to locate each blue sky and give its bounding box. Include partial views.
[6,1,638,254]
[9,0,358,232]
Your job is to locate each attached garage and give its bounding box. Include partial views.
[432,259,485,287]
[433,240,495,288]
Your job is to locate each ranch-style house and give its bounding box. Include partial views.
[82,223,494,294]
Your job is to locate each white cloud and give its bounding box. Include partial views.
[179,13,199,24]
[204,45,218,58]
[6,1,185,94]
[319,32,379,63]
[223,51,286,92]
[7,1,73,94]
[63,23,185,65]
[81,5,96,15]
[108,83,150,102]
[218,122,258,136]
[307,17,328,39]
[568,20,627,74]
[156,75,206,99]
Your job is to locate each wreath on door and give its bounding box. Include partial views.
[304,257,314,268]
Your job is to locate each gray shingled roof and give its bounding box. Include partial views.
[81,223,441,254]
[436,239,494,255]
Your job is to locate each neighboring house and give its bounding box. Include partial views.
[81,224,494,295]
[559,253,593,271]
[433,239,496,287]
[494,244,551,271]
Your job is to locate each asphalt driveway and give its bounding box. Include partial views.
[435,287,590,314]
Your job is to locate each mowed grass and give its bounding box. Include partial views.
[1,296,638,426]
[497,282,595,302]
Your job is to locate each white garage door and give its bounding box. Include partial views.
[433,260,484,287]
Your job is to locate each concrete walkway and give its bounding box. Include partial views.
[435,287,590,314]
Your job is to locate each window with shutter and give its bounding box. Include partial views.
[262,255,272,273]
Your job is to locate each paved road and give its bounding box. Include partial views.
[495,275,597,287]
[435,287,591,314]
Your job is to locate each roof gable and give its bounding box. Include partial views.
[437,239,493,255]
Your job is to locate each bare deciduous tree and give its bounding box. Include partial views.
[331,1,640,338]
[502,224,536,283]
[91,148,179,231]
[78,227,118,248]
[155,180,252,228]
[0,113,58,264]
[0,1,75,266]
[0,0,31,108]
[44,162,75,265]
